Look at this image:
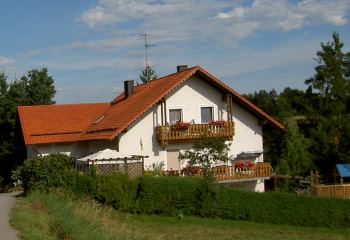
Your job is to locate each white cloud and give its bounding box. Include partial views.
[38,59,117,70]
[79,0,350,47]
[0,56,14,65]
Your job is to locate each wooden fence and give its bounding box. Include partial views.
[311,184,350,199]
[310,170,350,199]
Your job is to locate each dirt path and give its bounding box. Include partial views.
[0,192,20,240]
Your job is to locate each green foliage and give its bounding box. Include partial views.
[202,186,350,228]
[93,174,137,211]
[136,176,207,216]
[304,32,350,174]
[0,67,56,185]
[179,137,231,182]
[143,161,165,176]
[73,174,350,228]
[22,153,74,192]
[179,137,231,167]
[277,120,313,176]
[139,65,157,83]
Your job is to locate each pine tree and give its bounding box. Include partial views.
[305,32,350,174]
[277,120,313,176]
[139,65,157,83]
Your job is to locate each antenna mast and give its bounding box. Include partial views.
[141,32,155,83]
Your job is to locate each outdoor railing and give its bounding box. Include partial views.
[163,162,272,183]
[156,121,234,146]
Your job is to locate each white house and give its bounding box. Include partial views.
[18,65,284,191]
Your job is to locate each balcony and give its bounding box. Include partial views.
[156,121,234,146]
[164,162,272,183]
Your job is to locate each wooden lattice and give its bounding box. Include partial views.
[77,158,144,177]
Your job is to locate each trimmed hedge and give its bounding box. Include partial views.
[136,176,208,216]
[71,175,350,227]
[201,187,350,228]
[22,153,75,192]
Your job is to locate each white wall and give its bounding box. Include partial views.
[27,139,118,159]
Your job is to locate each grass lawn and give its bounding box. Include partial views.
[10,191,350,240]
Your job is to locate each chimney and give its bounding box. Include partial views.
[177,65,188,73]
[124,80,134,98]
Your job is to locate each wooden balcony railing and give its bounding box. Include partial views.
[163,162,272,183]
[156,121,234,146]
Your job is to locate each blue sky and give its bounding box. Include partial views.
[0,0,349,103]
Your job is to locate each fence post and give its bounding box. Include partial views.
[124,158,128,173]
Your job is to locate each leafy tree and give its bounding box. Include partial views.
[277,120,313,176]
[139,65,157,83]
[304,32,350,174]
[178,137,231,182]
[0,67,56,186]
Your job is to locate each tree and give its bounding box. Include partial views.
[21,67,56,105]
[0,67,56,186]
[277,120,313,176]
[304,32,350,174]
[178,137,231,182]
[139,65,157,83]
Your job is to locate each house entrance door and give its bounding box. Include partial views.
[166,149,180,171]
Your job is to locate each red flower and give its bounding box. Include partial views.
[173,121,191,130]
[209,120,226,126]
[234,160,254,169]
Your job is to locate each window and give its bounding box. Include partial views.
[169,109,182,124]
[201,107,213,123]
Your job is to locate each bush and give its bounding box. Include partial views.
[22,153,75,192]
[93,173,137,211]
[136,176,208,216]
[201,186,350,228]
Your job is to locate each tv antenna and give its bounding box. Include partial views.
[141,32,157,82]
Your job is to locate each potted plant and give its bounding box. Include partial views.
[173,121,191,130]
[209,120,226,127]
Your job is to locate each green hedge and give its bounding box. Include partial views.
[71,175,350,228]
[22,153,75,192]
[201,187,350,227]
[94,174,137,211]
[136,176,208,216]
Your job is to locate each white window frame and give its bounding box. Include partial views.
[200,105,214,123]
[168,106,184,125]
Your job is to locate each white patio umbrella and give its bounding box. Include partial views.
[77,149,132,164]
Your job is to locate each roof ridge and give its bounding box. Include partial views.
[17,102,109,108]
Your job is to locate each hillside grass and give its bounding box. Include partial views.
[11,191,350,240]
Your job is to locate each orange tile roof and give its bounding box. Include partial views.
[80,66,284,141]
[18,103,110,145]
[18,66,284,145]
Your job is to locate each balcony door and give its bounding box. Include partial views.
[166,149,180,170]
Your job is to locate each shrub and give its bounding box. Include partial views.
[136,176,208,216]
[93,173,137,211]
[201,186,350,228]
[22,153,75,192]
